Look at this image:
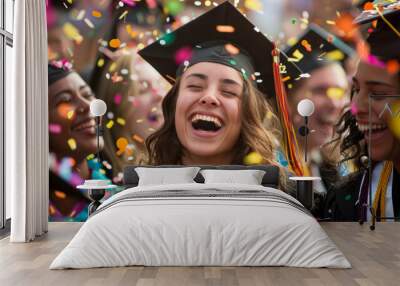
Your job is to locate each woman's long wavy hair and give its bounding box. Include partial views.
[326,94,365,171]
[145,77,282,166]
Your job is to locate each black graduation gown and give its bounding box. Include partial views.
[323,167,400,221]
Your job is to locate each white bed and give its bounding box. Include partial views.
[50,183,350,269]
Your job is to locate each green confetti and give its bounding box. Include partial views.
[344,194,352,201]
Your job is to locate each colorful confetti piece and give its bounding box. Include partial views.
[67,110,75,120]
[132,134,144,144]
[301,40,312,52]
[327,87,345,100]
[117,117,126,125]
[49,124,62,134]
[216,25,235,33]
[84,18,95,29]
[224,43,239,55]
[68,138,77,150]
[57,103,74,119]
[106,120,114,129]
[54,191,67,199]
[243,151,263,165]
[386,60,400,74]
[116,137,128,156]
[109,38,121,48]
[92,10,102,18]
[114,94,122,105]
[63,22,83,44]
[165,0,184,16]
[174,46,193,65]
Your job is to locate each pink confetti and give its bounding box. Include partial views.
[350,102,358,115]
[114,93,122,105]
[122,0,135,7]
[49,123,62,134]
[146,0,157,9]
[174,47,193,65]
[367,54,385,69]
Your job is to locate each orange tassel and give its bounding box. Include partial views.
[271,45,305,176]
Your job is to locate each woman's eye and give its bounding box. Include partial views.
[187,85,203,91]
[369,92,391,101]
[222,90,238,97]
[83,93,95,99]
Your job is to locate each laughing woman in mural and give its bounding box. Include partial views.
[139,2,305,194]
[324,3,400,221]
[48,62,108,221]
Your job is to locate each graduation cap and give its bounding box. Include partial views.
[137,1,302,99]
[354,0,400,61]
[138,1,306,176]
[48,61,73,86]
[283,24,355,87]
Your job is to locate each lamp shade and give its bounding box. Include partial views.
[90,99,107,116]
[297,99,315,117]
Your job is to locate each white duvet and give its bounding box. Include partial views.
[50,183,351,269]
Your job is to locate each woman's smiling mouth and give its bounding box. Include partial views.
[189,113,224,138]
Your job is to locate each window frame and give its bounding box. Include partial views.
[0,0,14,232]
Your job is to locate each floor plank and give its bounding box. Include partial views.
[0,222,399,286]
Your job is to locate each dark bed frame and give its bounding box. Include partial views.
[88,165,280,215]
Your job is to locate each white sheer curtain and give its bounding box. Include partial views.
[6,0,48,242]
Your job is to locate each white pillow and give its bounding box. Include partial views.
[200,169,266,185]
[135,167,201,186]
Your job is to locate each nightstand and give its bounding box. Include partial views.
[289,176,321,210]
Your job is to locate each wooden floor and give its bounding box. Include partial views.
[0,222,399,286]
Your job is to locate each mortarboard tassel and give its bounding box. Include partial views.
[271,45,306,176]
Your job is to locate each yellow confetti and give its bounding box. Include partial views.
[67,110,75,120]
[68,138,77,150]
[109,62,117,73]
[327,87,345,100]
[109,38,121,48]
[86,154,95,160]
[63,23,83,44]
[266,111,273,119]
[243,152,263,165]
[292,49,304,61]
[244,0,263,12]
[136,119,144,123]
[326,20,336,25]
[106,120,114,129]
[325,50,345,61]
[117,117,126,125]
[92,10,102,18]
[49,205,56,215]
[97,58,105,67]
